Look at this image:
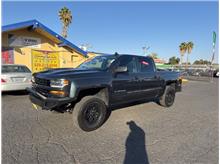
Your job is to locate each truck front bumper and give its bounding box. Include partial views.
[26,87,74,110]
[176,79,182,92]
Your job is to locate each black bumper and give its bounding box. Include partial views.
[175,79,182,92]
[26,87,74,110]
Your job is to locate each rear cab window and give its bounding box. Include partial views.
[137,57,155,73]
[2,65,31,73]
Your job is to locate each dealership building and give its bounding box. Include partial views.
[2,20,92,72]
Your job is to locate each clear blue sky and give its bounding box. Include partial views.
[2,1,219,63]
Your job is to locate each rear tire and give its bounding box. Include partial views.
[73,96,107,132]
[158,85,176,107]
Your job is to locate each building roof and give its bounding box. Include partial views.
[88,51,114,56]
[2,19,87,57]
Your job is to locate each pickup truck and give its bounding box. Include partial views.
[27,54,182,131]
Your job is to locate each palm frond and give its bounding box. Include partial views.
[58,7,73,38]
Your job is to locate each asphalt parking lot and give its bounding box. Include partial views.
[2,79,219,164]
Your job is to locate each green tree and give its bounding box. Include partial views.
[148,52,158,59]
[179,42,187,65]
[193,59,211,65]
[182,62,191,65]
[193,60,200,64]
[169,56,180,65]
[59,7,72,38]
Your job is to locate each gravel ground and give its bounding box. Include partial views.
[2,79,219,164]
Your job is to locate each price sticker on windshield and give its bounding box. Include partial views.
[141,61,149,65]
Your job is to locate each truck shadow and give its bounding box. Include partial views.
[124,121,149,164]
[2,90,29,96]
[104,99,157,124]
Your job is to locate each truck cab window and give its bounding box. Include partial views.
[139,57,154,73]
[118,56,138,73]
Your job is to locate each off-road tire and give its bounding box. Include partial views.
[73,96,107,132]
[158,85,176,107]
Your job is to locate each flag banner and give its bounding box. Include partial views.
[211,31,217,64]
[213,31,216,45]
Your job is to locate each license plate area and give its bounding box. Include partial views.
[12,77,25,82]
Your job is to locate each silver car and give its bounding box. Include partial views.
[1,64,32,91]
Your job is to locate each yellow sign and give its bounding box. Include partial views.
[32,50,60,72]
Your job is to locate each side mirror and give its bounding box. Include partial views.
[115,66,128,73]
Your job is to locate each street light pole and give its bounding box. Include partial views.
[142,45,150,56]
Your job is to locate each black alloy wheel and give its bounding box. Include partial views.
[165,89,175,106]
[158,85,176,107]
[82,101,102,127]
[73,96,107,132]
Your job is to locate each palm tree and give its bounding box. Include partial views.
[186,41,194,67]
[58,7,72,38]
[179,42,187,65]
[149,52,158,59]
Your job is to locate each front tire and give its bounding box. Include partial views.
[73,96,107,132]
[158,85,176,107]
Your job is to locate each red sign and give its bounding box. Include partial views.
[141,61,149,65]
[2,47,14,64]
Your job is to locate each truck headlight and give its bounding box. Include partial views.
[50,79,69,88]
[31,76,35,83]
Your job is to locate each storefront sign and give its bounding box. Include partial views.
[8,34,41,48]
[32,50,59,72]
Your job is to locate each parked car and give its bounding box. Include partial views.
[199,70,212,77]
[27,54,182,131]
[1,64,32,91]
[213,69,219,77]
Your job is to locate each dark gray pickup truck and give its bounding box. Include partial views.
[27,54,182,131]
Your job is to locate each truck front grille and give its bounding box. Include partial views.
[35,77,50,86]
[35,87,49,97]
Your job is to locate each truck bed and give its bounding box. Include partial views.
[157,69,181,81]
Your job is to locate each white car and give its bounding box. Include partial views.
[1,64,32,91]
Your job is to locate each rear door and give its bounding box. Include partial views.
[137,57,164,99]
[111,55,142,103]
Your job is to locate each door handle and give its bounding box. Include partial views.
[132,76,140,82]
[134,76,139,80]
[154,75,160,79]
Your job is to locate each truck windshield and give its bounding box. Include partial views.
[78,56,116,70]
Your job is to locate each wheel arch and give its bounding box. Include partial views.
[167,78,182,91]
[76,87,110,106]
[166,80,176,86]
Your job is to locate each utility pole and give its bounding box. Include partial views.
[142,45,150,56]
[210,31,216,82]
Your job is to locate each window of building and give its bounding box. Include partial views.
[71,55,74,62]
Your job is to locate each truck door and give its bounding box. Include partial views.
[111,55,142,104]
[137,57,164,99]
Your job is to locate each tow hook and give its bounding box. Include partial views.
[32,103,40,110]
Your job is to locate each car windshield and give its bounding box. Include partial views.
[2,65,31,73]
[78,56,116,70]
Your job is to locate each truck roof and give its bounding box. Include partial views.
[89,51,153,59]
[97,52,153,59]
